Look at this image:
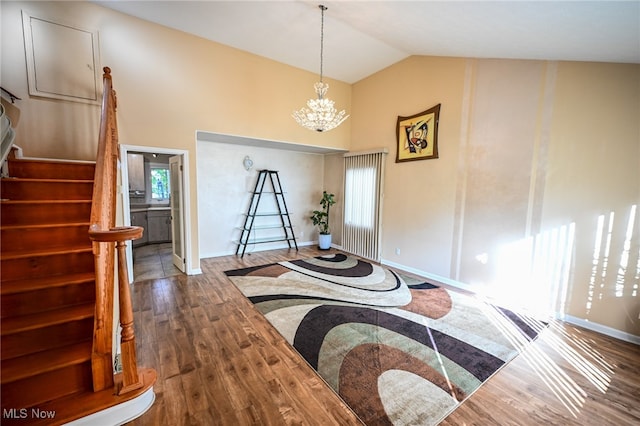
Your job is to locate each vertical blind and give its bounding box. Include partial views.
[343,150,386,262]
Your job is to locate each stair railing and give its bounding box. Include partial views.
[1,103,17,176]
[89,67,146,394]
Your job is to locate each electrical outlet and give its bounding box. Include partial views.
[395,248,400,255]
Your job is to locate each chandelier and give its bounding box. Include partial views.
[293,5,349,132]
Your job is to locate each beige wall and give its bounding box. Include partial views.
[348,56,639,337]
[323,152,345,245]
[350,56,466,277]
[543,62,639,333]
[1,1,351,272]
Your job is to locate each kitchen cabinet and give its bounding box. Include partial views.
[147,209,171,243]
[127,153,145,194]
[130,211,148,247]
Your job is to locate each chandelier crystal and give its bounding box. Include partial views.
[293,5,349,132]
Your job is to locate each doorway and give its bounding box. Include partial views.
[120,145,192,283]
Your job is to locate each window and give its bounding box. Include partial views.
[343,150,387,261]
[151,167,170,200]
[344,166,376,228]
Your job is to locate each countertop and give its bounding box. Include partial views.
[130,204,170,213]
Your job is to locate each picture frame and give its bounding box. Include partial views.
[396,104,441,163]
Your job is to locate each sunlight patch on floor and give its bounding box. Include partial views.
[477,302,615,418]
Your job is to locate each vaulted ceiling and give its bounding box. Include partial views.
[95,1,640,83]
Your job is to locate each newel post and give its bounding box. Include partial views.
[89,226,144,395]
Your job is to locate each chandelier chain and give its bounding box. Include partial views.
[319,5,326,83]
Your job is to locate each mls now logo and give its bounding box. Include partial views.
[3,408,56,419]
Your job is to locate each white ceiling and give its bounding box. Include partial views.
[95,0,640,84]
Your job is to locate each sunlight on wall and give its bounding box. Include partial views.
[587,212,613,313]
[474,223,575,319]
[617,205,637,298]
[587,205,639,314]
[473,204,639,328]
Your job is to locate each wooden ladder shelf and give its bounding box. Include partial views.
[235,170,298,257]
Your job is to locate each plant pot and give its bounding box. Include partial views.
[318,233,332,250]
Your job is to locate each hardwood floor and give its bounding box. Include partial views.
[126,247,640,425]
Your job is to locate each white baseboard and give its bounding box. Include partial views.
[562,315,640,345]
[186,267,202,275]
[380,258,640,346]
[64,387,155,426]
[381,258,476,293]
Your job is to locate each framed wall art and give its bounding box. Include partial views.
[396,103,440,163]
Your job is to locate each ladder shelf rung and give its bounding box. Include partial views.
[244,212,293,217]
[234,237,297,245]
[237,224,293,231]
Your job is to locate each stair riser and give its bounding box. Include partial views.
[1,362,92,411]
[1,318,94,360]
[1,180,93,201]
[8,160,95,180]
[1,283,95,318]
[1,202,92,226]
[1,251,94,281]
[1,226,91,252]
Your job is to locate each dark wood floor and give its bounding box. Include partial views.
[127,247,640,425]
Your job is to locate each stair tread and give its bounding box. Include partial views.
[1,245,93,260]
[1,341,92,384]
[1,177,93,183]
[1,222,90,231]
[7,158,95,165]
[9,156,96,166]
[0,199,92,204]
[1,272,95,295]
[1,303,94,336]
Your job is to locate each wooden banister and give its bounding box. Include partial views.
[89,226,145,394]
[89,67,148,395]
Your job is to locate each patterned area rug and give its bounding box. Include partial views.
[225,254,546,425]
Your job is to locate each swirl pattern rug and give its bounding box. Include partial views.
[225,254,545,425]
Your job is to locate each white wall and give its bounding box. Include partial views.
[196,140,326,258]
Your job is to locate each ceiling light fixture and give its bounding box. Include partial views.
[292,5,349,132]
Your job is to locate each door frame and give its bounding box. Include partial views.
[120,144,196,281]
[169,154,186,273]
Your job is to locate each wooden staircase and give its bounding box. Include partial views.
[0,68,155,424]
[0,157,97,419]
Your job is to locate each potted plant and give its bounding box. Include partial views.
[310,191,336,250]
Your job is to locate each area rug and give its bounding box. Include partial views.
[224,254,546,425]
